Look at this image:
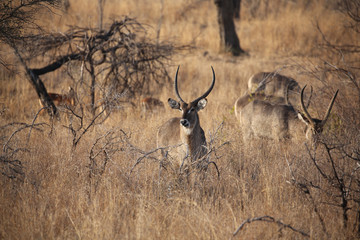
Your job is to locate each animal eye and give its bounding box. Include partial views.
[188,108,195,113]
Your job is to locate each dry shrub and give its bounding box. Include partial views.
[1,69,359,239]
[1,0,360,239]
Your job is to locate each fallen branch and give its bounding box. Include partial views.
[233,215,310,238]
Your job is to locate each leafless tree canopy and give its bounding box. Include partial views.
[0,0,60,43]
[26,17,175,90]
[0,0,62,67]
[16,17,185,116]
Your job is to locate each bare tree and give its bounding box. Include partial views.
[15,18,183,117]
[0,0,64,117]
[0,0,181,118]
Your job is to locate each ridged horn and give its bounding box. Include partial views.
[174,65,185,103]
[191,66,216,104]
[300,85,316,127]
[320,89,339,127]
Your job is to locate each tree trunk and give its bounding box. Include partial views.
[233,0,241,19]
[13,47,60,118]
[214,0,246,56]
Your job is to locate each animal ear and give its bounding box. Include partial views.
[297,113,309,125]
[168,98,180,110]
[196,98,207,111]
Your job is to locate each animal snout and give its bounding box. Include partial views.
[180,119,190,127]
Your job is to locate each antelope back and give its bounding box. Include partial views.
[234,92,287,119]
[140,97,164,118]
[141,97,164,110]
[54,87,75,107]
[38,87,76,116]
[248,72,301,107]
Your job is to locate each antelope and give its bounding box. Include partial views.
[140,97,165,118]
[98,97,135,117]
[157,66,215,168]
[235,85,338,142]
[248,72,307,108]
[38,87,76,114]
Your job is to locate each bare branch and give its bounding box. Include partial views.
[129,146,168,175]
[2,122,46,153]
[233,215,310,237]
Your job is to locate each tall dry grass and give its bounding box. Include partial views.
[1,0,359,239]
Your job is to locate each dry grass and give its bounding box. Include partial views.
[1,0,359,239]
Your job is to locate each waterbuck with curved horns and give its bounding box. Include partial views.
[157,66,215,168]
[235,85,338,142]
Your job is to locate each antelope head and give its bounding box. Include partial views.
[298,85,339,141]
[168,66,215,135]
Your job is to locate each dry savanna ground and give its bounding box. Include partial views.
[1,0,360,239]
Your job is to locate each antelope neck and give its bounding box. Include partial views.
[181,121,203,158]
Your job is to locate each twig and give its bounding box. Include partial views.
[3,122,45,153]
[129,146,171,175]
[27,107,49,143]
[72,106,106,148]
[233,215,310,237]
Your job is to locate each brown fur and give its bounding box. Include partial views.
[140,97,164,117]
[157,66,215,168]
[157,101,207,167]
[38,87,75,114]
[248,72,302,108]
[235,87,338,142]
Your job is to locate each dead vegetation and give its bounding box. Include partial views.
[0,0,360,239]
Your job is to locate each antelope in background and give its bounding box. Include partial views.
[38,87,76,115]
[157,66,215,169]
[247,72,312,108]
[140,97,165,118]
[98,96,136,117]
[235,85,338,142]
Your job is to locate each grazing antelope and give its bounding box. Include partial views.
[248,72,305,107]
[140,97,165,118]
[157,66,215,168]
[38,87,75,114]
[235,85,338,142]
